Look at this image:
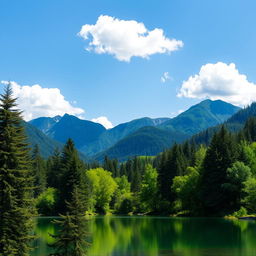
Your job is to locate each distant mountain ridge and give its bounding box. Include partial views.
[29,115,61,133]
[159,99,240,134]
[192,102,256,145]
[29,99,240,161]
[95,100,240,160]
[23,121,63,158]
[81,117,171,156]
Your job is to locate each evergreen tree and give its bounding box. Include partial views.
[200,126,238,216]
[58,139,87,213]
[131,157,141,192]
[243,117,256,142]
[47,148,61,189]
[50,186,89,256]
[158,144,187,205]
[32,144,47,197]
[157,150,170,202]
[0,85,35,256]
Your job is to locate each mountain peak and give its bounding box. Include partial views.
[160,99,240,135]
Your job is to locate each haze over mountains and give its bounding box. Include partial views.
[26,99,240,160]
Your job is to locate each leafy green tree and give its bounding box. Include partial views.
[223,161,251,211]
[172,167,200,214]
[240,142,256,176]
[243,178,256,213]
[50,186,89,256]
[36,187,58,216]
[0,85,35,255]
[86,168,117,213]
[113,175,131,212]
[140,165,158,212]
[32,144,47,197]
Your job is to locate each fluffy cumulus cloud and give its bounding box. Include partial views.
[78,15,183,62]
[178,62,256,106]
[91,116,113,129]
[161,72,171,83]
[1,81,85,121]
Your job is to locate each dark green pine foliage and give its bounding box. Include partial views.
[32,144,47,197]
[242,117,256,142]
[200,126,238,216]
[58,139,86,213]
[131,157,142,192]
[158,144,187,205]
[0,85,35,256]
[47,148,61,189]
[103,156,119,177]
[50,186,89,256]
[157,150,170,202]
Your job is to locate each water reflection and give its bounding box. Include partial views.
[32,216,256,256]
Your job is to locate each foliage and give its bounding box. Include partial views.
[243,178,256,213]
[58,139,87,213]
[200,126,238,216]
[232,207,247,218]
[0,85,35,255]
[86,168,117,213]
[140,165,158,212]
[36,188,58,216]
[49,186,89,256]
[32,144,47,197]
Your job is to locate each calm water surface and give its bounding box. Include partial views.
[32,216,256,256]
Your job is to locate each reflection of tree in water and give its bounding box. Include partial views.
[32,217,256,256]
[32,218,59,255]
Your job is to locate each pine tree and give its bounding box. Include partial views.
[243,117,256,142]
[58,139,87,213]
[50,186,89,256]
[158,144,187,205]
[0,85,35,256]
[157,150,170,202]
[200,126,238,216]
[47,148,61,189]
[32,144,46,197]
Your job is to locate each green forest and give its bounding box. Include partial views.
[1,85,256,256]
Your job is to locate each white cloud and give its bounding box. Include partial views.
[78,15,183,62]
[178,62,256,107]
[1,81,85,121]
[91,116,113,129]
[161,72,171,83]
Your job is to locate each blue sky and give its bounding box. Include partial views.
[1,0,256,128]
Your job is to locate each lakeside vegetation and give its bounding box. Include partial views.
[1,85,256,255]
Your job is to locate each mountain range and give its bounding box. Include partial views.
[26,99,240,160]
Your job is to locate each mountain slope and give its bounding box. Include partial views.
[23,121,63,158]
[46,114,106,149]
[160,99,240,135]
[29,116,61,133]
[81,117,170,156]
[95,100,240,161]
[95,126,187,161]
[192,102,256,145]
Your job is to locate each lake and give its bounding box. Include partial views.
[32,216,256,256]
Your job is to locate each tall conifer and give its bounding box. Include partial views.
[200,126,238,215]
[0,85,35,256]
[32,144,46,197]
[50,186,89,256]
